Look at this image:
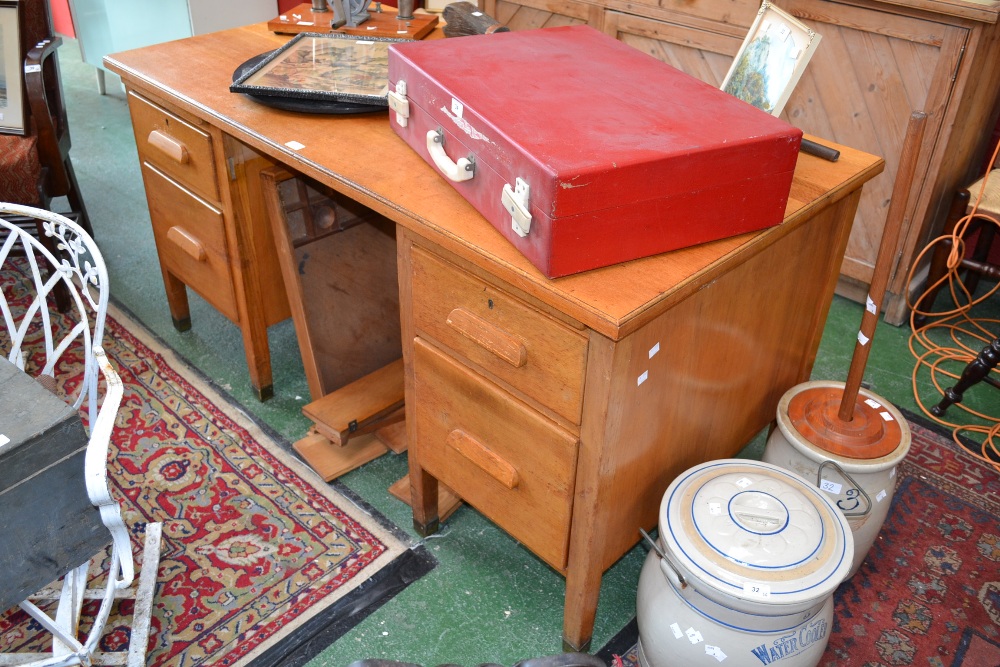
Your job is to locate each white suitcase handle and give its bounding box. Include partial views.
[426,129,475,182]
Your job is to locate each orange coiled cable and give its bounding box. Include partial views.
[906,138,1000,471]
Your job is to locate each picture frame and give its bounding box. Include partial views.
[720,1,821,117]
[230,32,409,107]
[0,0,26,135]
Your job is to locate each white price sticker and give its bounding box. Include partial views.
[743,582,771,599]
[876,489,887,502]
[736,477,753,489]
[686,628,703,644]
[708,502,722,516]
[880,411,895,422]
[637,370,648,386]
[0,434,9,448]
[706,645,728,662]
[819,479,843,495]
[670,623,683,639]
[649,342,660,358]
[865,398,882,409]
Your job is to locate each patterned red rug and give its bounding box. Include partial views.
[600,419,1000,667]
[0,278,428,666]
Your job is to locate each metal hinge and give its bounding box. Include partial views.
[952,44,966,82]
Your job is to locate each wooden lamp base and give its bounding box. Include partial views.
[269,3,439,40]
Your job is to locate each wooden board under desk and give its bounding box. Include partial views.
[104,22,884,653]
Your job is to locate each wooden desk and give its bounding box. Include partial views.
[104,23,883,651]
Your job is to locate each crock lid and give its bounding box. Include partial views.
[660,459,853,607]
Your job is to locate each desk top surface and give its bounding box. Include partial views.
[104,23,883,340]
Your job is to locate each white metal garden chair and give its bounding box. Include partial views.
[0,203,161,667]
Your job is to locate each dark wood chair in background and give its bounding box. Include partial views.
[914,167,999,415]
[0,0,92,236]
[914,168,999,324]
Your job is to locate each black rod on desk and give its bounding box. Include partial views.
[801,138,840,162]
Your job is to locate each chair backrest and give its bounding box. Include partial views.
[21,0,53,50]
[0,203,109,425]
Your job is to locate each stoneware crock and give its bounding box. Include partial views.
[762,380,911,578]
[636,459,854,667]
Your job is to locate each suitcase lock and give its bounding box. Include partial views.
[426,128,475,183]
[502,178,532,237]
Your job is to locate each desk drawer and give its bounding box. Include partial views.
[413,338,578,571]
[143,163,238,322]
[410,246,588,425]
[129,91,219,203]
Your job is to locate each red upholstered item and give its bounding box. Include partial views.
[0,135,43,205]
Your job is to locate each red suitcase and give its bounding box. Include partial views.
[387,25,802,278]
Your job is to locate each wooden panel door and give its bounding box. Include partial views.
[602,12,739,87]
[605,2,964,304]
[491,0,974,321]
[779,0,966,296]
[485,0,602,31]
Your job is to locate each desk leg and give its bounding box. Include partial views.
[562,566,600,652]
[562,332,616,653]
[239,315,274,402]
[409,461,440,537]
[161,269,191,332]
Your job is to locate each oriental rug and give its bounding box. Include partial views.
[0,260,429,666]
[599,417,1000,667]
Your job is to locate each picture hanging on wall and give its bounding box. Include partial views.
[0,0,26,135]
[721,1,821,117]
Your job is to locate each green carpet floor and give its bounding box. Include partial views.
[51,35,999,667]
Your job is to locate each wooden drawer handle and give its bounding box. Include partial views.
[446,307,526,368]
[167,226,206,262]
[447,429,519,489]
[147,130,189,164]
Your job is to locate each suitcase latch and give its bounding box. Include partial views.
[502,178,532,237]
[387,80,410,127]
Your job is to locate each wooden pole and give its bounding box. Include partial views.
[839,111,928,421]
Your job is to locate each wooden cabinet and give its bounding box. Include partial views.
[483,0,1000,324]
[128,90,291,399]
